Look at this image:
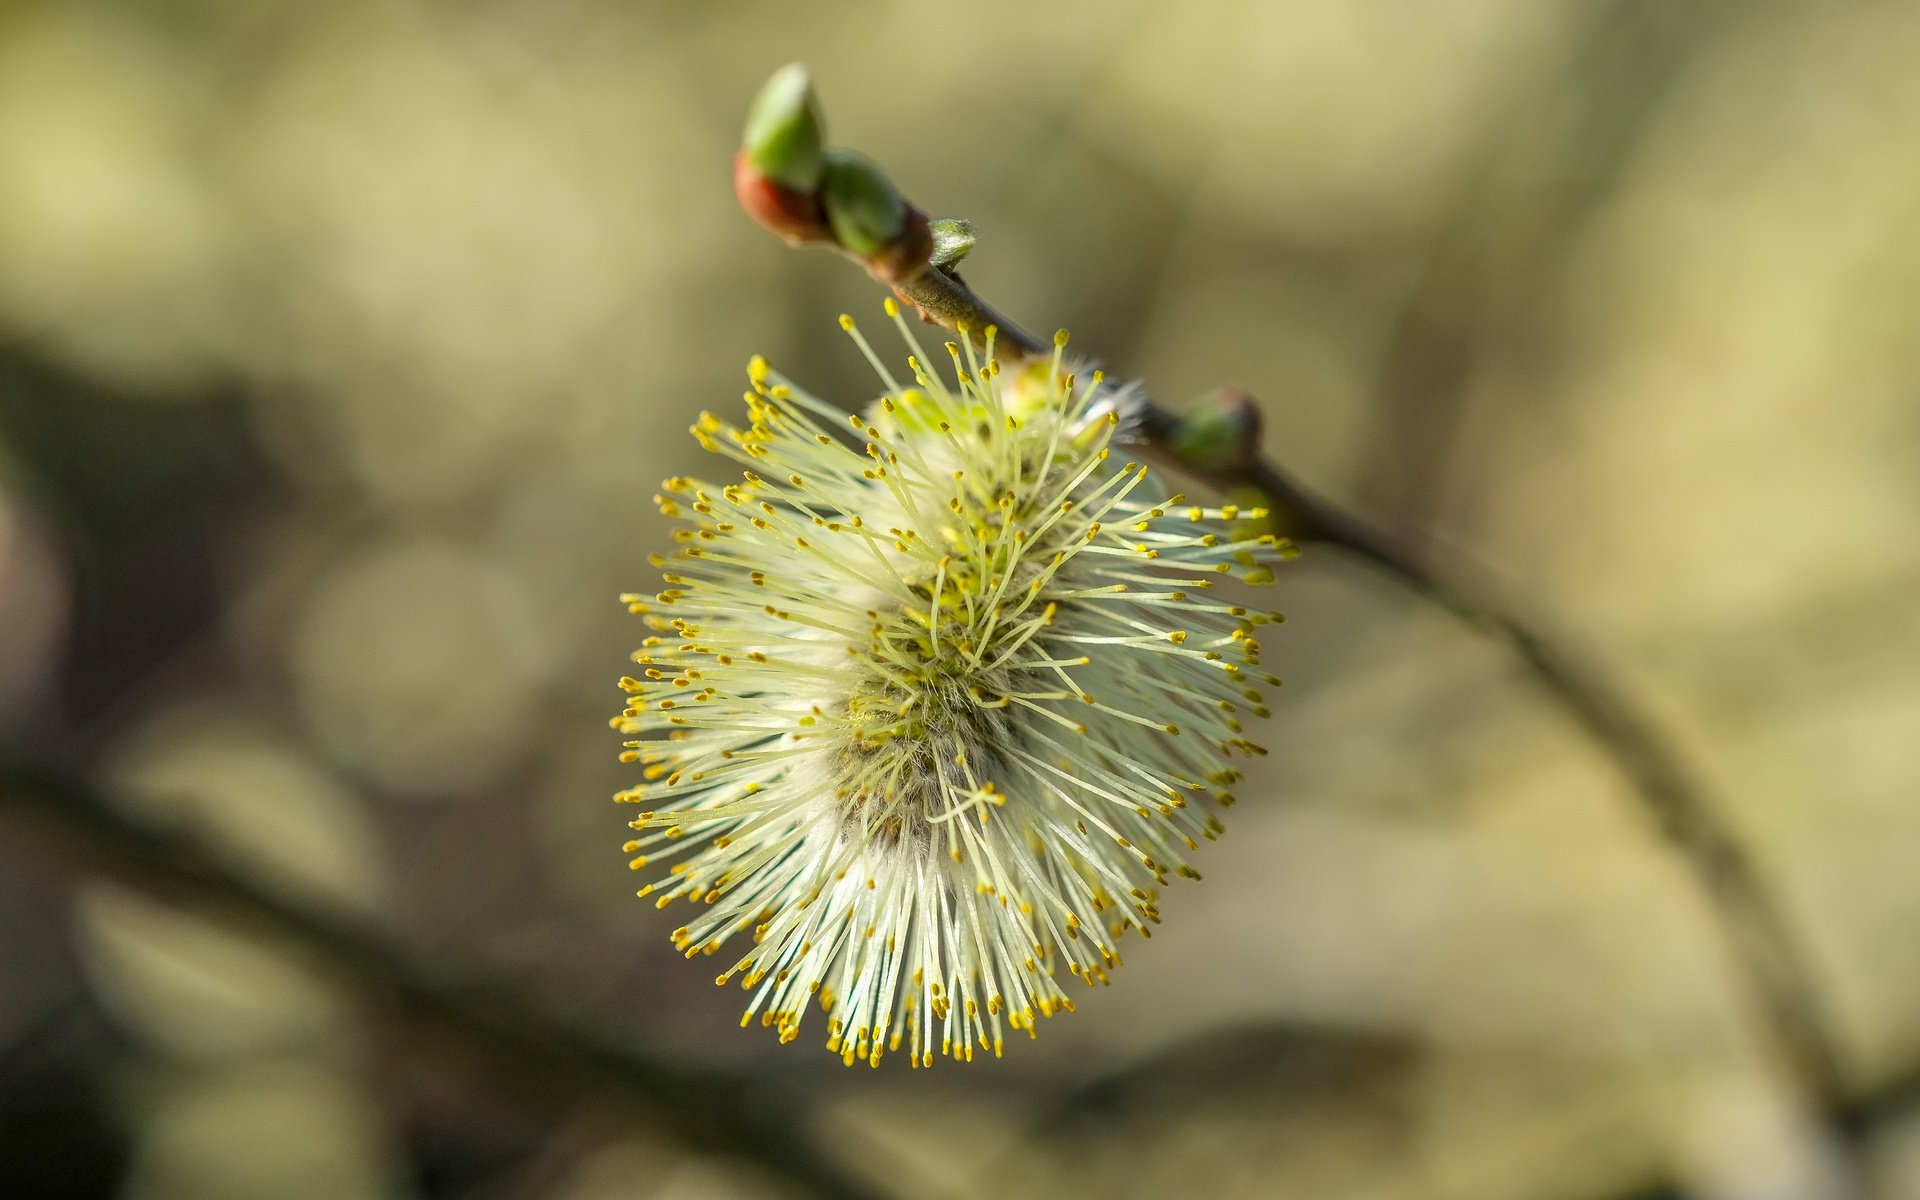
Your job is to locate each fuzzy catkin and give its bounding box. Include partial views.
[614,308,1286,1066]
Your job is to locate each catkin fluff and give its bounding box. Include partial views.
[614,306,1286,1066]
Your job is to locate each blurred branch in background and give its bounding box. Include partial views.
[1010,1015,1920,1200]
[0,767,905,1200]
[9,764,1918,1200]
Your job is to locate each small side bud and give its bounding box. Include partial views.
[820,150,907,258]
[1168,388,1263,472]
[742,64,826,192]
[929,218,975,270]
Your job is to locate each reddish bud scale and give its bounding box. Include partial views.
[733,150,829,245]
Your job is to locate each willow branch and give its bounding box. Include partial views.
[730,66,1844,1112]
[0,767,896,1200]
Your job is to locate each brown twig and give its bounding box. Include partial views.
[889,265,1048,360]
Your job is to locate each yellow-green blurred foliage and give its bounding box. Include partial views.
[2,1,1918,1198]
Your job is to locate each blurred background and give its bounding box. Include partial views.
[2,0,1918,1197]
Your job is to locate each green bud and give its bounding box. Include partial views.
[929,218,975,270]
[743,63,825,192]
[1168,391,1261,471]
[820,150,907,258]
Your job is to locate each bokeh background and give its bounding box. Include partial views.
[3,0,1919,1197]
